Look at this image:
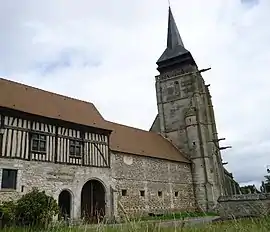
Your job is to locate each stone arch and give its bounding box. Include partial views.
[58,189,73,220]
[81,179,106,223]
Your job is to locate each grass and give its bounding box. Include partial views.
[2,217,270,232]
[136,211,218,221]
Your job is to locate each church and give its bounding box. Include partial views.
[0,7,239,222]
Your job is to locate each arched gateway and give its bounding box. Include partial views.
[81,179,106,223]
[58,190,72,220]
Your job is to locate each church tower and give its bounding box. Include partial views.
[154,7,226,211]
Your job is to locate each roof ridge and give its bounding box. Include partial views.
[106,120,156,133]
[1,77,99,107]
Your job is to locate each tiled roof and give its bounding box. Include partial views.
[0,78,190,163]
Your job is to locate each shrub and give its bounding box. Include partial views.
[15,187,59,227]
[0,201,16,227]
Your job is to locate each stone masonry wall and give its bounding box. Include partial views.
[216,194,270,219]
[111,152,196,218]
[0,158,115,220]
[0,153,196,221]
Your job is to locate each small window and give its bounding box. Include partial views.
[158,191,162,197]
[31,133,46,153]
[1,169,17,189]
[174,81,180,96]
[140,190,145,197]
[122,189,127,196]
[175,191,179,197]
[69,139,82,157]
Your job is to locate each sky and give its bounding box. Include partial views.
[0,0,269,188]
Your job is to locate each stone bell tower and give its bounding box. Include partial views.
[152,7,226,211]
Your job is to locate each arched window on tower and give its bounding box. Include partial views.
[174,81,180,96]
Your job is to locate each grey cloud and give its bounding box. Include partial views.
[1,0,270,186]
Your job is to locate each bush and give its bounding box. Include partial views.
[0,188,59,228]
[15,187,59,227]
[0,201,16,227]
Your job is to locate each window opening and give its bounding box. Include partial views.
[31,133,46,153]
[69,139,82,157]
[1,169,17,189]
[122,189,127,196]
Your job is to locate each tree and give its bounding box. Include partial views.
[240,185,260,194]
[260,175,270,193]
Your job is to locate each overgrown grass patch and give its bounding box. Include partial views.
[2,217,270,232]
[136,211,218,221]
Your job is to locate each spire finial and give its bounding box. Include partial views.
[167,6,184,49]
[168,0,171,7]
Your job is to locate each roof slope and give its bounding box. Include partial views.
[149,114,160,133]
[0,78,110,130]
[108,121,190,163]
[0,77,189,163]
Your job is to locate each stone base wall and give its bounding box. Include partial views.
[1,152,197,221]
[0,158,115,220]
[216,194,270,219]
[112,152,196,219]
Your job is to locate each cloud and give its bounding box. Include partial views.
[241,0,259,8]
[1,0,270,187]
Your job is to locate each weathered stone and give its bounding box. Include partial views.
[112,153,196,218]
[0,158,114,220]
[0,151,196,221]
[216,194,270,219]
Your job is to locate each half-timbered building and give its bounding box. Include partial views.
[0,7,238,222]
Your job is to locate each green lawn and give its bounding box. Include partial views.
[2,217,270,232]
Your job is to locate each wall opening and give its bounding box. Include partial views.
[81,179,105,223]
[58,190,72,221]
[174,81,180,95]
[1,169,17,190]
[121,189,127,196]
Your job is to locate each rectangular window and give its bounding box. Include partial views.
[175,191,179,197]
[1,169,17,189]
[69,139,82,157]
[122,189,127,196]
[158,191,162,197]
[140,190,145,197]
[31,133,46,153]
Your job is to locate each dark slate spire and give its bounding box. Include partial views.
[157,7,192,70]
[167,7,184,49]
